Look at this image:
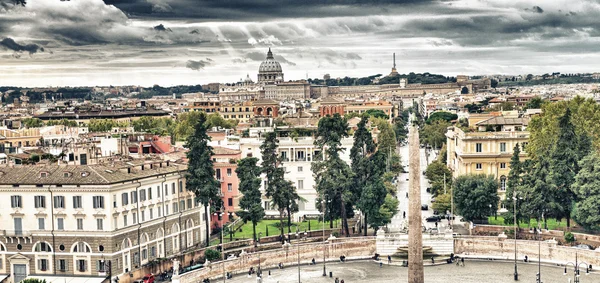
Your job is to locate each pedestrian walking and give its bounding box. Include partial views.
[435,221,438,228]
[341,279,345,283]
[335,277,339,283]
[461,257,465,267]
[380,261,383,268]
[388,255,392,264]
[406,192,408,198]
[455,256,460,266]
[403,211,406,219]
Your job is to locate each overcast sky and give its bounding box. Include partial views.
[1,0,599,87]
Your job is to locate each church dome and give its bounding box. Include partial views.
[258,48,282,73]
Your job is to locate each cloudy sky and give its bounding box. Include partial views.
[1,0,599,87]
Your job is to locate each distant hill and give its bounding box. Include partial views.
[308,72,456,86]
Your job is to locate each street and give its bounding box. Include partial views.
[388,141,445,233]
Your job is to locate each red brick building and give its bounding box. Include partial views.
[319,97,346,117]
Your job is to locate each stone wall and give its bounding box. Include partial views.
[179,237,376,283]
[455,237,600,268]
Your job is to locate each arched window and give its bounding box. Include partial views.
[33,241,53,252]
[141,233,149,261]
[171,223,180,252]
[156,228,165,258]
[0,242,5,251]
[71,242,91,253]
[121,238,132,249]
[500,176,507,191]
[186,219,194,248]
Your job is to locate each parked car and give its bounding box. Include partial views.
[142,274,155,283]
[426,216,441,222]
[421,204,428,210]
[428,228,439,234]
[574,244,593,250]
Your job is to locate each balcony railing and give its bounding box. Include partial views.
[1,230,31,237]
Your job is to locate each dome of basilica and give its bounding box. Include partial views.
[258,48,282,73]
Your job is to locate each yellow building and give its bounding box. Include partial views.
[219,101,254,123]
[445,116,529,209]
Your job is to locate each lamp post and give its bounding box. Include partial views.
[258,232,262,277]
[564,253,590,283]
[296,231,300,283]
[213,211,225,283]
[534,224,542,283]
[513,191,520,281]
[322,199,326,277]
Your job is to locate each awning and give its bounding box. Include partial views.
[25,276,105,283]
[0,275,9,282]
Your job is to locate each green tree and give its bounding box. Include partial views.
[185,112,222,246]
[206,113,237,129]
[572,152,600,230]
[22,118,44,128]
[425,160,452,197]
[491,79,499,88]
[420,119,450,149]
[520,157,560,229]
[368,193,399,233]
[313,114,354,236]
[503,143,523,224]
[235,157,264,243]
[453,174,499,221]
[260,131,299,242]
[432,193,451,215]
[525,97,544,109]
[526,74,533,81]
[174,111,203,141]
[204,249,221,261]
[364,109,389,119]
[527,96,600,159]
[372,117,396,157]
[549,108,581,227]
[426,111,457,124]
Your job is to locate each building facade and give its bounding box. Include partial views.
[0,161,207,282]
[240,133,353,221]
[445,116,530,209]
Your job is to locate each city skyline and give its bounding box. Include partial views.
[1,0,600,87]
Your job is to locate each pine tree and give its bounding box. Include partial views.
[550,108,579,227]
[235,157,264,244]
[573,152,600,230]
[520,157,560,229]
[313,114,354,236]
[185,112,222,246]
[503,143,523,224]
[260,131,299,243]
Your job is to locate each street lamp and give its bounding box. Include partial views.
[213,211,225,283]
[322,199,327,277]
[258,232,262,277]
[564,253,589,283]
[512,191,522,281]
[534,224,542,283]
[296,231,300,283]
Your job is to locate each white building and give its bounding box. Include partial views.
[0,160,207,283]
[240,131,353,220]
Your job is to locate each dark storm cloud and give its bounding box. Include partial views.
[104,0,436,20]
[185,58,212,70]
[244,51,295,65]
[0,38,44,54]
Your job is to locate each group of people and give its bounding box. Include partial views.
[334,277,345,283]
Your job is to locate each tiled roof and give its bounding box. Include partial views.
[213,146,240,155]
[0,162,186,185]
[476,117,529,126]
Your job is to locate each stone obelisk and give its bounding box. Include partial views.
[408,116,424,283]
